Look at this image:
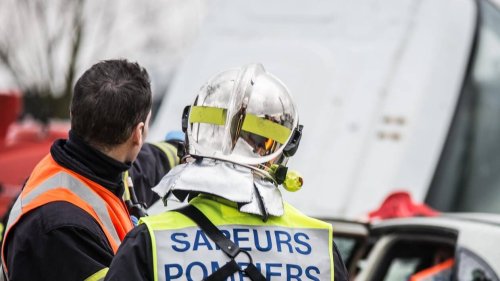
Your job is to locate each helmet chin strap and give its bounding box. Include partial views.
[187,154,278,183]
[269,164,288,184]
[186,154,303,193]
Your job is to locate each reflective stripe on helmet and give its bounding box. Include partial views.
[189,106,291,144]
[5,172,121,250]
[241,114,291,144]
[189,106,227,126]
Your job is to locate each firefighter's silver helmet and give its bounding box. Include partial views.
[182,63,302,182]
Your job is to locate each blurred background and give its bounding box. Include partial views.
[4,0,500,278]
[0,0,205,120]
[0,0,205,215]
[2,0,500,220]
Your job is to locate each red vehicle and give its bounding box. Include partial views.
[0,91,69,217]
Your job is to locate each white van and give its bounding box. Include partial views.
[150,0,500,219]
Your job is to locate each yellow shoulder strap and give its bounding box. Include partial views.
[151,142,179,168]
[84,267,108,281]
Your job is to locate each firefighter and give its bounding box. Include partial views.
[1,59,178,281]
[105,63,349,280]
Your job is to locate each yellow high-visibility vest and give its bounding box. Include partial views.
[140,196,334,281]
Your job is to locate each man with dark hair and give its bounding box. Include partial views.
[71,60,152,150]
[1,59,178,281]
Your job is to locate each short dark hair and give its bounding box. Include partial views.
[71,59,152,148]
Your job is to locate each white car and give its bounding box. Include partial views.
[331,212,500,280]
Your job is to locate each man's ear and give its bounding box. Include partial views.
[132,122,145,145]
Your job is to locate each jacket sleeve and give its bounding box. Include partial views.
[3,202,114,281]
[333,241,350,281]
[105,224,153,281]
[129,142,179,208]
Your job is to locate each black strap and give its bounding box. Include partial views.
[204,260,239,281]
[244,263,267,281]
[175,205,266,281]
[176,205,239,257]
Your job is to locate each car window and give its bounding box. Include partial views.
[457,248,499,281]
[330,220,370,277]
[383,258,420,281]
[335,236,358,261]
[368,237,455,281]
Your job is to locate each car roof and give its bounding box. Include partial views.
[371,213,500,230]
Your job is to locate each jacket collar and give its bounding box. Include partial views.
[50,131,131,196]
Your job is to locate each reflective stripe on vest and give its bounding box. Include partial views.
[1,170,125,275]
[140,197,334,281]
[84,267,109,281]
[5,171,121,248]
[151,142,179,168]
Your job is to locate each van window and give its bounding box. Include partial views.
[427,0,500,213]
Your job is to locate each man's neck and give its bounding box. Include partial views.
[99,144,129,163]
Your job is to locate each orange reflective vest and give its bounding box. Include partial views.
[1,154,134,274]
